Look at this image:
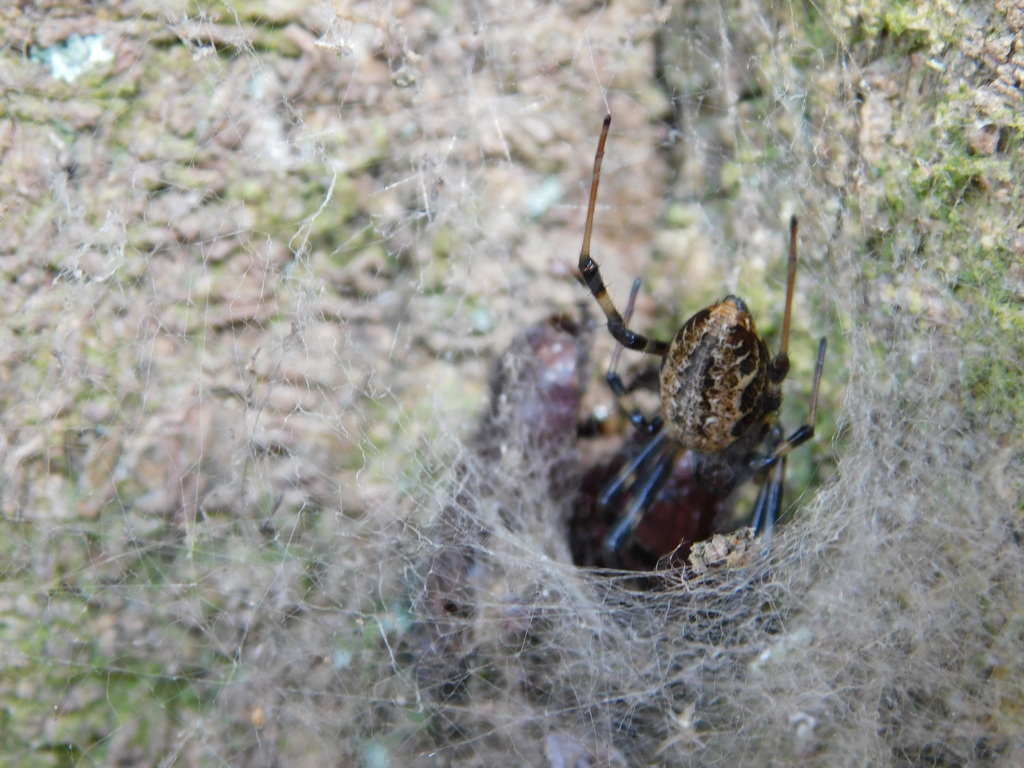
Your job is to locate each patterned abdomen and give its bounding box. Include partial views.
[660,297,772,454]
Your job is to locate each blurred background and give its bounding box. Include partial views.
[1,1,1021,766]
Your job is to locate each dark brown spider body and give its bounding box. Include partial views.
[660,296,779,456]
[575,114,826,560]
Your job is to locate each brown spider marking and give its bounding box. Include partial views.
[661,297,776,455]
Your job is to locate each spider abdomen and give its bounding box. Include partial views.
[660,297,773,454]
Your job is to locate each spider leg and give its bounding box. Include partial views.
[601,430,681,556]
[605,278,662,433]
[595,273,675,557]
[749,455,786,536]
[751,336,827,475]
[768,216,799,384]
[578,115,670,357]
[598,427,669,510]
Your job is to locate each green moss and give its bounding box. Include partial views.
[820,0,1024,448]
[1,582,213,764]
[910,149,1010,210]
[835,0,967,54]
[894,68,1024,434]
[954,235,1024,436]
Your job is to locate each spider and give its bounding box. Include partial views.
[576,114,827,561]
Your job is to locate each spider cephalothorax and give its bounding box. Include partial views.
[576,114,825,561]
